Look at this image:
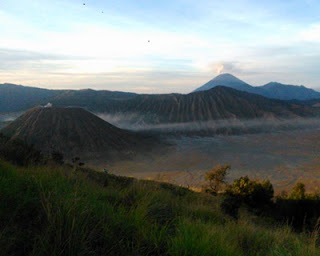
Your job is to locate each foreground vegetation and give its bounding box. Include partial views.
[1,160,320,256]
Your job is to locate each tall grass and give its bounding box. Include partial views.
[0,160,319,255]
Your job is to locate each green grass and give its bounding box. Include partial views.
[0,160,319,256]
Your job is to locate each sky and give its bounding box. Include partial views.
[0,0,320,93]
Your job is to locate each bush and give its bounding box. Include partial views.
[227,176,274,206]
[274,182,320,231]
[51,151,64,165]
[220,193,242,219]
[221,176,274,217]
[0,135,44,166]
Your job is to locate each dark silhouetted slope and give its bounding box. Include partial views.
[49,89,137,109]
[2,78,320,115]
[0,83,136,113]
[0,107,156,157]
[194,73,254,93]
[0,83,60,113]
[260,82,320,100]
[102,86,318,124]
[193,74,320,100]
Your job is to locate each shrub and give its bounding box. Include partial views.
[51,151,64,165]
[274,182,320,231]
[227,176,274,206]
[0,136,44,166]
[221,176,274,217]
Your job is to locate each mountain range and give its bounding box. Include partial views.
[0,75,319,130]
[1,74,319,115]
[194,73,320,101]
[98,86,318,125]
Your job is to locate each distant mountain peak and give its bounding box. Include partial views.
[210,73,248,84]
[260,81,320,100]
[262,82,306,89]
[214,73,239,79]
[193,75,320,100]
[194,73,252,92]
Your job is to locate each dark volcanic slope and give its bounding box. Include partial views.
[194,73,255,93]
[259,82,320,101]
[101,86,318,124]
[0,107,155,157]
[2,79,319,115]
[49,89,137,109]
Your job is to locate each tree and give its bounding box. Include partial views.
[202,165,231,195]
[289,182,306,200]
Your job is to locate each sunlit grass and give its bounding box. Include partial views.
[0,160,319,255]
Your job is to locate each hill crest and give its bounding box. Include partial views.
[0,107,156,158]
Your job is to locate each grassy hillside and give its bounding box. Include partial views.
[0,160,319,256]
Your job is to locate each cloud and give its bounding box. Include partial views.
[0,48,89,62]
[1,2,320,92]
[0,67,212,93]
[97,113,320,134]
[210,62,241,75]
[0,48,92,74]
[300,24,320,42]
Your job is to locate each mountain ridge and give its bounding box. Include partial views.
[193,73,320,100]
[0,83,137,113]
[98,86,318,126]
[1,76,320,116]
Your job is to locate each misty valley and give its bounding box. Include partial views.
[106,128,320,193]
[1,79,320,193]
[95,110,320,193]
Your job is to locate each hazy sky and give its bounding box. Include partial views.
[1,0,320,93]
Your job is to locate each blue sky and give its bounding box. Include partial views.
[0,0,319,93]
